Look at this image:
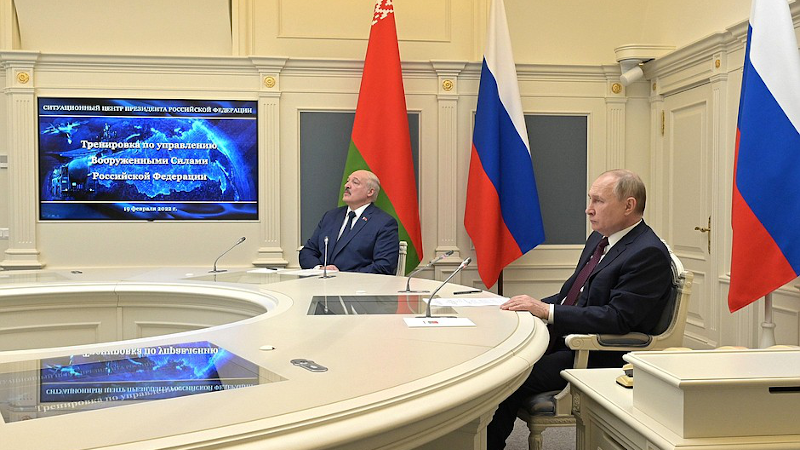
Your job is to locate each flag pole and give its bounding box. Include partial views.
[497,270,504,296]
[759,292,776,348]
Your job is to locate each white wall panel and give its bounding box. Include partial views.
[14,0,231,56]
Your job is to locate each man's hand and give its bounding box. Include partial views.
[501,295,549,320]
[323,265,339,271]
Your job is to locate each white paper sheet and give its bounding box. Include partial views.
[403,317,476,327]
[247,268,280,273]
[280,268,328,276]
[425,297,509,307]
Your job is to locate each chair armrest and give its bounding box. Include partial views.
[566,332,652,350]
[565,333,654,369]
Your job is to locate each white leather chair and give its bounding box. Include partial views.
[396,240,407,277]
[517,243,693,450]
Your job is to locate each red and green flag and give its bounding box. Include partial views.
[339,0,423,273]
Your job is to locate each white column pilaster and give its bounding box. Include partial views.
[710,52,729,344]
[2,51,43,269]
[432,61,466,267]
[604,77,627,170]
[648,82,665,233]
[251,57,288,267]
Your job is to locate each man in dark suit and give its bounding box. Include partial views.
[299,170,399,275]
[487,169,673,449]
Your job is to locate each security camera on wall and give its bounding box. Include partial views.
[613,44,675,88]
[619,59,645,86]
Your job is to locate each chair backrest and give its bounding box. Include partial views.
[593,243,693,350]
[396,241,408,277]
[650,243,693,348]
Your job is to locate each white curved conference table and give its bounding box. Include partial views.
[0,267,547,450]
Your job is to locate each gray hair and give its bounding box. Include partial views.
[360,170,381,199]
[604,169,646,214]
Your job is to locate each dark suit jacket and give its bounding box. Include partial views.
[299,203,399,275]
[543,220,672,366]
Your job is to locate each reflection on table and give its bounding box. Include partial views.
[0,341,283,423]
[307,295,457,315]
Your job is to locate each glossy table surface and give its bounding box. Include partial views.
[0,267,547,449]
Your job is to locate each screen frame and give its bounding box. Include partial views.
[36,96,260,222]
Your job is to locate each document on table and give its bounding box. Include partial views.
[247,267,281,273]
[404,317,476,327]
[425,297,509,307]
[280,268,327,276]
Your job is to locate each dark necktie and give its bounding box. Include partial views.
[335,211,357,250]
[562,236,609,306]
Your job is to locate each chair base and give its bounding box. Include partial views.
[531,418,577,450]
[518,409,576,450]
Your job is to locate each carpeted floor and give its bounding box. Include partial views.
[504,418,576,450]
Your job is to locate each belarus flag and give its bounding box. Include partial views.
[340,0,423,275]
[729,0,800,312]
[465,0,545,289]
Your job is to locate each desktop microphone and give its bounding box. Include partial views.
[421,257,471,318]
[399,250,454,293]
[210,237,246,273]
[321,236,335,278]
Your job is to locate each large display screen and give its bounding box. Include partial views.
[38,97,258,220]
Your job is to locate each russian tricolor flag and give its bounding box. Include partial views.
[729,0,800,312]
[465,0,545,289]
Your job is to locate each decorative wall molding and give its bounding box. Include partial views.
[648,93,665,233]
[432,61,466,261]
[252,57,288,267]
[2,51,42,269]
[604,97,626,170]
[647,17,747,98]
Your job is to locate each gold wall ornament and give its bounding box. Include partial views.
[442,79,454,91]
[715,59,721,68]
[652,82,657,91]
[264,76,276,88]
[17,72,30,84]
[611,83,622,94]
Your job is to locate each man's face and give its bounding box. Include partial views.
[342,170,374,208]
[585,174,634,237]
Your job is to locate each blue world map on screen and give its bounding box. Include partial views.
[38,98,258,220]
